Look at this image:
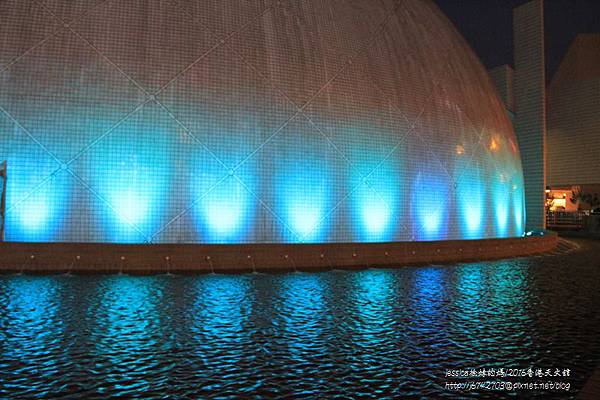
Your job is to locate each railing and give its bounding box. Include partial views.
[0,161,5,241]
[546,210,586,229]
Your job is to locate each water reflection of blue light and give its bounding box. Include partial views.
[191,275,252,371]
[278,274,326,356]
[456,167,485,239]
[351,270,395,361]
[413,267,445,318]
[412,172,448,240]
[353,270,395,338]
[451,264,495,355]
[455,264,485,304]
[193,276,250,338]
[491,261,527,309]
[407,267,452,369]
[93,277,162,355]
[85,276,171,395]
[452,261,529,354]
[354,269,393,313]
[1,277,61,362]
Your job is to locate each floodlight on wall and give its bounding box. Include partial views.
[0,161,6,242]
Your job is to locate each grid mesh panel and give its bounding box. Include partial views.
[0,0,525,243]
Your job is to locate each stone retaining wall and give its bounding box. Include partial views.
[0,233,558,274]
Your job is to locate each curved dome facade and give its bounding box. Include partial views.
[0,0,524,243]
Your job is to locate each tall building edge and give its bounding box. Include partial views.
[513,0,547,230]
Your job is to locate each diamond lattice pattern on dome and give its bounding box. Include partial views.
[0,0,525,243]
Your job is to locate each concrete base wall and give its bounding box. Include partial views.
[0,234,558,274]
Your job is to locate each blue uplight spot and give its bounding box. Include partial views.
[412,172,448,241]
[278,166,331,243]
[512,182,525,235]
[7,171,70,242]
[493,173,510,237]
[456,166,485,239]
[352,157,400,242]
[198,176,254,243]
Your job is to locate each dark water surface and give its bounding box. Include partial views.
[1,239,599,399]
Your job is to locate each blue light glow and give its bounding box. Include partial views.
[512,176,525,235]
[17,194,50,230]
[205,199,244,234]
[112,189,148,225]
[76,108,176,243]
[412,171,448,240]
[493,173,510,237]
[0,12,530,246]
[0,104,528,243]
[278,168,331,243]
[289,202,322,239]
[456,164,485,239]
[102,161,166,243]
[1,120,69,241]
[7,171,70,242]
[196,176,255,243]
[352,157,401,242]
[362,198,391,235]
[353,183,393,242]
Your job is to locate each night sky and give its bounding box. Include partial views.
[433,0,600,83]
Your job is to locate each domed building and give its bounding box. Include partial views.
[0,0,524,244]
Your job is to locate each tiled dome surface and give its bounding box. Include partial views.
[0,0,524,243]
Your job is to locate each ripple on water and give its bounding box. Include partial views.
[1,240,600,399]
